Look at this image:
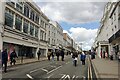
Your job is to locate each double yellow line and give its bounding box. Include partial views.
[88,55,92,80]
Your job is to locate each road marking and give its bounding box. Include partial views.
[47,74,53,78]
[61,74,66,78]
[72,75,75,79]
[26,74,33,79]
[47,66,62,74]
[41,68,48,73]
[30,68,41,73]
[64,75,70,80]
[50,65,56,68]
[66,61,70,64]
[76,76,79,78]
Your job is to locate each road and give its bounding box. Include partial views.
[2,55,91,80]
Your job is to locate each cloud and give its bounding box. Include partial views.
[68,27,98,50]
[36,2,106,24]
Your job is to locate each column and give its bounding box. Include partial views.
[21,18,24,32]
[13,14,16,29]
[0,2,5,52]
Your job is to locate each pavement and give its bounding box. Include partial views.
[7,56,47,67]
[91,55,119,79]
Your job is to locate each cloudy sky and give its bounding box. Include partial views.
[35,1,107,50]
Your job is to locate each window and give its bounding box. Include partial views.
[114,13,116,21]
[40,30,44,40]
[35,14,39,24]
[16,3,23,12]
[30,10,35,21]
[24,5,29,17]
[15,15,22,31]
[30,24,34,36]
[6,2,15,7]
[49,31,50,36]
[48,38,50,44]
[5,9,14,28]
[23,20,28,33]
[35,26,38,37]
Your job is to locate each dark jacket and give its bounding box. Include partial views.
[2,50,8,63]
[10,51,18,60]
[61,50,64,56]
[37,50,41,56]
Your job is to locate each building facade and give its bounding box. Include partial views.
[63,33,72,53]
[93,2,120,59]
[1,1,49,58]
[49,21,63,49]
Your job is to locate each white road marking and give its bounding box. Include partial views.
[72,75,75,79]
[66,62,70,64]
[76,76,79,78]
[26,74,33,79]
[47,66,62,74]
[47,74,53,78]
[50,65,56,68]
[64,75,70,80]
[41,68,48,73]
[61,74,66,78]
[30,68,41,73]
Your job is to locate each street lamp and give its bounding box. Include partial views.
[79,42,83,52]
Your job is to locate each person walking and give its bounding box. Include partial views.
[47,50,51,61]
[56,50,60,61]
[80,52,86,65]
[10,49,18,66]
[61,49,65,61]
[2,49,8,73]
[72,51,78,66]
[51,51,54,61]
[118,50,120,62]
[37,49,41,60]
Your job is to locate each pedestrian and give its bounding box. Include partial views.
[103,51,105,58]
[56,50,60,61]
[105,51,108,58]
[61,49,65,61]
[51,51,54,61]
[47,50,51,61]
[10,49,18,66]
[91,51,95,60]
[110,50,114,60]
[37,49,41,60]
[72,51,78,66]
[118,50,120,62]
[80,52,86,65]
[2,49,8,73]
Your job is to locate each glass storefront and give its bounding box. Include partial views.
[3,42,36,60]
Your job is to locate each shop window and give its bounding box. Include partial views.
[5,9,14,28]
[15,15,22,31]
[35,26,38,37]
[30,24,34,36]
[23,20,28,33]
[24,5,29,17]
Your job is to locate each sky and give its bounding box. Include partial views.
[35,1,107,50]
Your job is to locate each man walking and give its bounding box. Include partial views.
[56,50,60,61]
[37,49,41,60]
[10,49,18,66]
[2,49,8,73]
[61,49,65,61]
[80,52,86,65]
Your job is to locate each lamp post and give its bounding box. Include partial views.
[79,43,83,52]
